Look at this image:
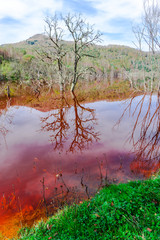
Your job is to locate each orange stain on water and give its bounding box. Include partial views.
[0,203,47,239]
[130,159,160,178]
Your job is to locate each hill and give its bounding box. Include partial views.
[0,34,159,93]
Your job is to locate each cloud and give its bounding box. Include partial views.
[87,0,143,19]
[0,0,63,44]
[81,0,144,47]
[62,0,98,15]
[0,0,144,47]
[61,0,144,47]
[0,0,62,19]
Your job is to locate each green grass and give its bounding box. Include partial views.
[18,175,160,240]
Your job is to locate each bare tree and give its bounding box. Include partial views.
[63,13,102,92]
[142,0,160,53]
[132,24,147,91]
[131,0,160,92]
[142,0,160,90]
[44,14,67,92]
[132,24,145,52]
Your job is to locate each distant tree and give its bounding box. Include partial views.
[132,24,145,52]
[131,0,160,91]
[132,24,147,91]
[132,0,160,53]
[143,0,160,91]
[142,0,160,53]
[63,13,102,92]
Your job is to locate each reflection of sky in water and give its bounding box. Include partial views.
[0,95,158,212]
[0,100,140,153]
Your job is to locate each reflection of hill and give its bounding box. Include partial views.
[117,93,160,177]
[40,92,100,152]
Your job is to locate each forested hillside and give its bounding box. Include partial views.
[0,33,160,94]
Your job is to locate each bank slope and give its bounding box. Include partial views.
[18,176,160,240]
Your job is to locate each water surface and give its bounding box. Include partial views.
[0,93,159,235]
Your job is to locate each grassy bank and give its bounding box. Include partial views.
[18,175,160,240]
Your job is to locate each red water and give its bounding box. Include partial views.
[0,93,159,238]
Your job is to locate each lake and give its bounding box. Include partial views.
[0,93,159,236]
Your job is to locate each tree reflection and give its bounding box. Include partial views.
[40,92,100,152]
[40,93,70,150]
[117,92,160,177]
[69,92,99,152]
[0,99,12,148]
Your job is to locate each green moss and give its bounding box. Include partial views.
[18,175,160,240]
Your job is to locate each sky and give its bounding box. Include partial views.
[0,0,144,48]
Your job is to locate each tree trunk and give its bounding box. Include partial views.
[7,85,11,99]
[71,82,75,92]
[142,61,146,92]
